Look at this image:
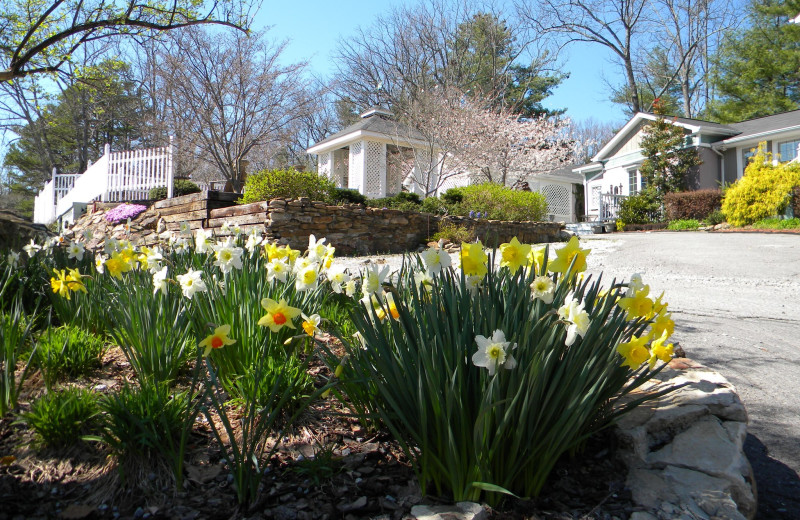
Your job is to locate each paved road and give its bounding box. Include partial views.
[581,231,800,519]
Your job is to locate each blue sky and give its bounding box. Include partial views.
[256,0,629,126]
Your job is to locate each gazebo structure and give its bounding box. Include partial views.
[307,107,445,198]
[307,107,582,222]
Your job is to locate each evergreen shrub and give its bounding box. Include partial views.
[148,180,201,201]
[239,169,336,204]
[664,190,723,220]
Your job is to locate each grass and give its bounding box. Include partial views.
[748,217,800,230]
[667,219,701,230]
[20,387,101,448]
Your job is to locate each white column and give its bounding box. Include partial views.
[348,140,367,195]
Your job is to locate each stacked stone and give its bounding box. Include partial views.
[0,210,54,249]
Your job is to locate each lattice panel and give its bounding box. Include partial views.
[540,183,571,217]
[333,149,348,188]
[386,155,404,196]
[365,141,385,197]
[318,152,331,179]
[348,141,363,191]
[591,186,602,210]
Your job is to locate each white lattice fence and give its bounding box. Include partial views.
[365,141,386,197]
[348,141,363,192]
[318,151,331,180]
[541,183,571,219]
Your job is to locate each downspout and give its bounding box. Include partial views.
[710,144,725,187]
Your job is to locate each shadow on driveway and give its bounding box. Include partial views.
[745,434,800,519]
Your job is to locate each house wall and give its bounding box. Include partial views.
[606,121,648,159]
[694,148,722,190]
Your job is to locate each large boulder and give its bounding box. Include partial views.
[0,210,53,250]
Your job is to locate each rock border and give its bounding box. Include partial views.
[409,358,756,520]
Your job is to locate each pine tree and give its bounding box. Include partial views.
[638,99,702,203]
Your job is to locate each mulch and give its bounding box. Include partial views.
[0,345,637,520]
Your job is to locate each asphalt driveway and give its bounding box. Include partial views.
[581,231,800,519]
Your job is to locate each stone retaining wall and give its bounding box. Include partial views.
[67,192,565,254]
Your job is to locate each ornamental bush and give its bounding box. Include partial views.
[240,168,337,204]
[148,180,201,201]
[664,189,723,220]
[618,191,663,225]
[454,183,548,221]
[722,143,800,226]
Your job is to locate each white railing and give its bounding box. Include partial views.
[34,139,174,225]
[599,193,627,221]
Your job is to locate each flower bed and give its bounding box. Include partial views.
[0,224,681,516]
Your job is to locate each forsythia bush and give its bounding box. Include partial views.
[722,143,800,226]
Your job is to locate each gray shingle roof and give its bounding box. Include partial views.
[310,114,427,150]
[640,112,738,133]
[725,109,800,140]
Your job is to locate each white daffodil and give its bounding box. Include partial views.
[214,237,244,274]
[152,265,169,295]
[420,243,452,275]
[472,330,517,376]
[558,298,590,346]
[23,239,41,258]
[627,272,645,297]
[301,313,322,337]
[465,274,483,294]
[176,269,207,299]
[95,253,107,274]
[103,237,119,255]
[173,236,190,254]
[266,258,290,283]
[146,246,164,274]
[82,228,94,241]
[179,220,192,237]
[296,263,320,292]
[530,275,555,304]
[344,279,358,297]
[67,241,85,261]
[245,231,263,253]
[293,256,314,274]
[326,265,350,294]
[307,234,328,262]
[220,221,232,234]
[7,250,20,267]
[361,264,390,296]
[195,228,212,254]
[414,270,434,296]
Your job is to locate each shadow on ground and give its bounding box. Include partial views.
[745,434,800,519]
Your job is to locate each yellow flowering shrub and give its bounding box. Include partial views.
[722,142,800,226]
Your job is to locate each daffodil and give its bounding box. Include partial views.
[23,239,41,258]
[258,298,302,332]
[362,264,390,296]
[626,273,645,297]
[105,252,132,279]
[104,237,119,255]
[648,330,674,369]
[266,258,290,283]
[420,242,452,275]
[327,265,351,294]
[296,263,320,291]
[50,269,71,299]
[176,269,207,299]
[6,251,20,267]
[179,220,192,237]
[307,234,328,262]
[650,310,675,339]
[558,298,591,346]
[195,228,212,253]
[153,266,169,295]
[344,279,358,297]
[65,268,87,294]
[383,292,400,320]
[527,246,546,272]
[460,241,488,277]
[617,334,651,370]
[95,253,106,274]
[146,247,164,274]
[245,231,263,252]
[465,274,483,294]
[67,241,85,261]
[301,313,322,337]
[618,285,654,318]
[548,236,590,276]
[499,237,531,272]
[199,325,236,357]
[214,237,244,274]
[472,330,517,376]
[414,270,434,297]
[530,275,555,304]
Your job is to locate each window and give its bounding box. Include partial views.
[742,147,757,167]
[778,139,800,162]
[628,169,638,195]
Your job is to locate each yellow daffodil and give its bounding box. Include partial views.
[50,269,71,299]
[651,292,669,317]
[618,285,654,318]
[199,325,236,357]
[105,252,132,279]
[258,298,301,332]
[548,236,590,276]
[617,334,651,370]
[301,313,322,337]
[650,310,675,339]
[384,292,400,320]
[499,237,531,272]
[460,241,488,277]
[65,268,87,294]
[527,246,546,273]
[648,330,674,369]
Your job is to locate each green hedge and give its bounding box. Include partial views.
[618,192,663,225]
[148,180,201,201]
[452,183,548,221]
[240,169,337,204]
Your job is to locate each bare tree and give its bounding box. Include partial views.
[0,0,256,82]
[569,117,621,164]
[157,28,311,191]
[519,0,652,113]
